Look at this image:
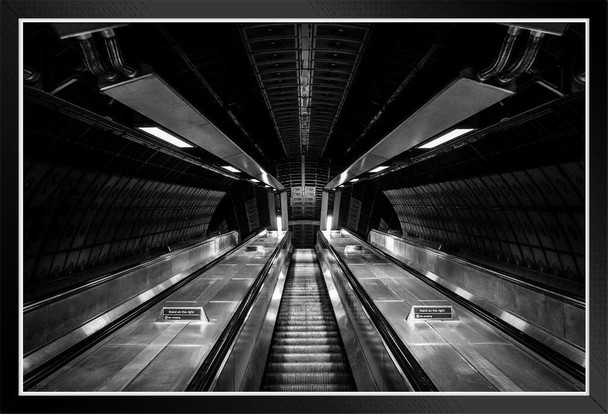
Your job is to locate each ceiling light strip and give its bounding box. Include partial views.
[138,126,193,148]
[418,128,476,149]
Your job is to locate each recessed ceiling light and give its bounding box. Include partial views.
[250,179,260,183]
[418,128,476,149]
[222,165,240,173]
[138,127,193,148]
[370,165,389,173]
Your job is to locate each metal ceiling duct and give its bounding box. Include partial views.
[101,73,285,190]
[324,77,513,190]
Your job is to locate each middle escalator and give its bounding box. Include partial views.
[261,249,357,391]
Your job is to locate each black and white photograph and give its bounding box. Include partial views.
[1,1,606,413]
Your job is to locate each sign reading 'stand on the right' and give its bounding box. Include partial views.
[161,307,204,321]
[410,305,454,320]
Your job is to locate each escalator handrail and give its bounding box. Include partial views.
[369,229,584,308]
[186,231,292,391]
[345,229,585,384]
[24,230,241,312]
[23,229,263,390]
[317,230,438,392]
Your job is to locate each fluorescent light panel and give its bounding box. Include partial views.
[370,165,389,173]
[138,127,193,148]
[250,179,260,183]
[222,165,240,173]
[418,128,475,149]
[350,178,359,182]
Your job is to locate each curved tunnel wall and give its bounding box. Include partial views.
[207,180,272,239]
[22,96,238,296]
[337,181,401,240]
[24,161,225,292]
[384,161,585,283]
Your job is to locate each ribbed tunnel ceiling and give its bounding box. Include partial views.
[241,23,369,157]
[23,21,586,289]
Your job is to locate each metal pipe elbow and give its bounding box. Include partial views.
[77,33,118,81]
[497,30,544,84]
[477,26,521,82]
[101,29,138,78]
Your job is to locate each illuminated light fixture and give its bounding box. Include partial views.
[418,128,476,149]
[222,165,240,173]
[137,127,193,148]
[350,178,359,183]
[326,215,333,232]
[277,216,283,233]
[338,185,344,188]
[264,185,270,188]
[370,165,389,173]
[250,178,260,183]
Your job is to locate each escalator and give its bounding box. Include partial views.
[261,249,357,391]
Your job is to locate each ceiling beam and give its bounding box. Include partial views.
[101,73,285,190]
[324,77,513,190]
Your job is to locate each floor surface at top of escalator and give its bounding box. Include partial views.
[261,249,357,392]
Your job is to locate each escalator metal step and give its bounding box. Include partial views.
[273,331,340,339]
[265,362,349,373]
[262,383,353,392]
[271,326,339,332]
[267,352,347,363]
[269,344,343,354]
[271,337,341,346]
[263,372,353,385]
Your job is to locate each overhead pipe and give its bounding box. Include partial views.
[23,66,40,83]
[101,29,138,78]
[76,33,118,81]
[477,26,522,82]
[496,30,544,84]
